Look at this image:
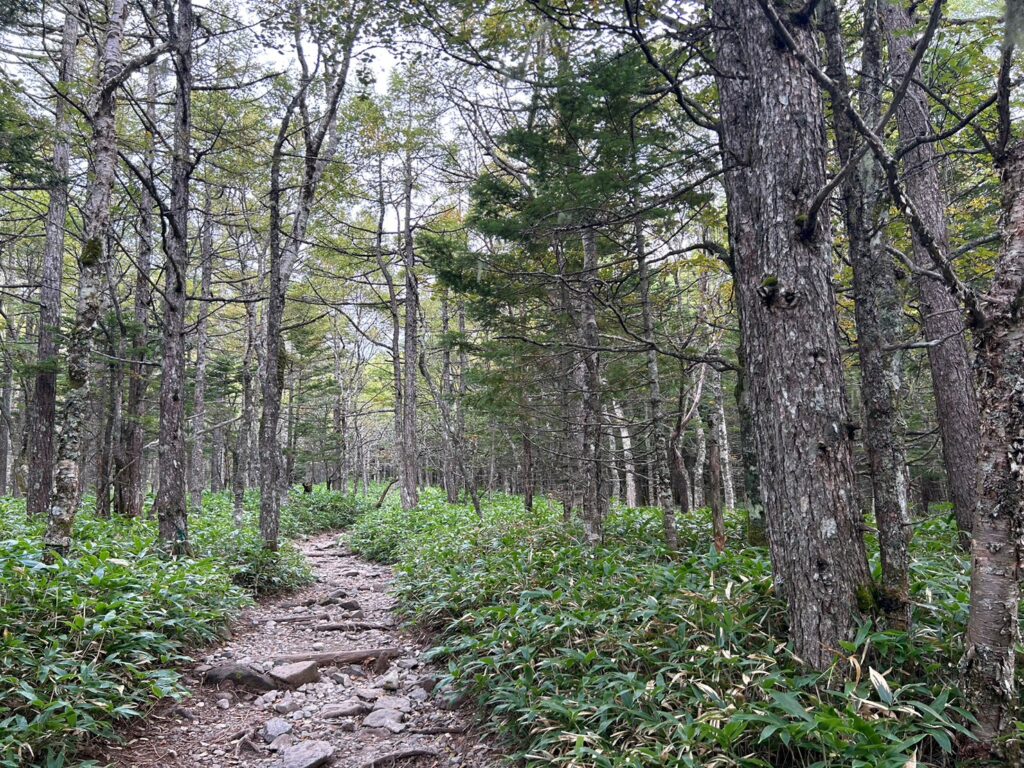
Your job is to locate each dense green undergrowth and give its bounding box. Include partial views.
[349,489,976,767]
[0,486,363,767]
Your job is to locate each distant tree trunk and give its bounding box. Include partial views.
[44,0,130,557]
[440,293,459,502]
[153,0,194,556]
[28,9,78,517]
[883,2,979,550]
[712,0,872,669]
[114,42,157,519]
[692,419,706,509]
[522,431,534,513]
[95,347,121,518]
[260,24,355,549]
[233,298,256,524]
[0,339,11,496]
[637,227,676,547]
[824,0,910,628]
[579,228,605,544]
[710,369,735,512]
[707,409,726,553]
[612,401,638,507]
[189,193,213,510]
[962,137,1024,758]
[401,155,420,511]
[210,423,224,493]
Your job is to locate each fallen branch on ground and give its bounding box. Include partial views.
[359,747,440,767]
[269,647,400,666]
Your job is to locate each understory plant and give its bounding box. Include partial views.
[0,485,355,766]
[350,489,976,767]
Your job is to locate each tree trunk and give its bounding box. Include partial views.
[579,228,605,545]
[189,192,213,509]
[883,1,980,550]
[824,0,910,628]
[401,156,420,511]
[612,400,638,507]
[114,43,157,519]
[153,0,194,556]
[0,339,11,496]
[44,0,130,557]
[710,369,735,512]
[637,226,677,547]
[27,9,78,517]
[735,342,766,544]
[712,0,873,669]
[962,138,1024,758]
[707,409,726,553]
[234,298,256,524]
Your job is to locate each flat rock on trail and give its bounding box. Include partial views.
[91,533,499,768]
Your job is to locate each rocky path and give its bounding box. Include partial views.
[92,533,499,768]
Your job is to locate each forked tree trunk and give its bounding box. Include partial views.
[713,0,872,669]
[28,8,78,517]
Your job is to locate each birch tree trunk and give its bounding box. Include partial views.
[45,0,130,556]
[712,0,872,669]
[27,8,78,517]
[710,369,735,512]
[962,138,1024,758]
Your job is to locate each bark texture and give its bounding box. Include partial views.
[44,0,130,556]
[153,0,194,556]
[883,2,980,547]
[824,0,911,627]
[962,140,1024,756]
[713,0,873,668]
[27,9,78,517]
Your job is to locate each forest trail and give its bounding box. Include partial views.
[91,533,499,768]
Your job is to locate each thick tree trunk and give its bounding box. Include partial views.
[712,0,873,669]
[824,0,910,628]
[883,2,980,549]
[27,9,78,517]
[44,0,130,557]
[153,0,194,556]
[188,194,213,509]
[734,343,766,544]
[961,140,1024,757]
